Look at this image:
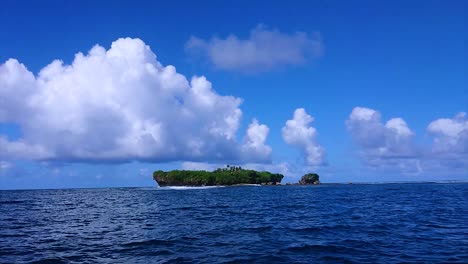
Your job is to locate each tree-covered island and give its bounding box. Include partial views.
[153,165,284,187]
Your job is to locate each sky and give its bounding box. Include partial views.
[0,0,467,189]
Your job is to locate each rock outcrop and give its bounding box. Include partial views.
[298,173,320,185]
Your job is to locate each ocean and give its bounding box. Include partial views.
[1,183,467,263]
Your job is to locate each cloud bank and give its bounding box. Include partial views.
[346,107,467,175]
[346,107,419,174]
[0,38,272,164]
[282,108,326,167]
[186,25,323,72]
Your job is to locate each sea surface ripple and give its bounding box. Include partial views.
[1,183,467,263]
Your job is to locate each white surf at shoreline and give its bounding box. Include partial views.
[156,184,263,190]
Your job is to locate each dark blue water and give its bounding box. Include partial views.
[1,183,467,263]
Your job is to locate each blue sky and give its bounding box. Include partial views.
[1,0,467,189]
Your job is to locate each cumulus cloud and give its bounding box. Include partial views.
[346,107,416,157]
[241,119,272,161]
[0,38,272,164]
[186,25,323,72]
[346,107,419,173]
[282,108,326,167]
[346,107,468,176]
[427,112,468,169]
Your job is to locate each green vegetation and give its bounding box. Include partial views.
[153,165,284,186]
[298,173,320,185]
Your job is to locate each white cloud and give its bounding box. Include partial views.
[241,119,272,162]
[347,107,416,157]
[427,112,467,151]
[0,38,271,164]
[186,25,323,72]
[0,59,36,122]
[346,107,419,173]
[347,107,468,176]
[282,108,326,167]
[386,118,413,137]
[427,112,468,169]
[0,136,52,160]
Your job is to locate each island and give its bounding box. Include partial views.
[153,165,284,187]
[298,173,320,185]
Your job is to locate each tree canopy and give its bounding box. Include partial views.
[153,166,284,186]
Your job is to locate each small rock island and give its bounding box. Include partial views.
[153,165,284,187]
[298,173,320,185]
